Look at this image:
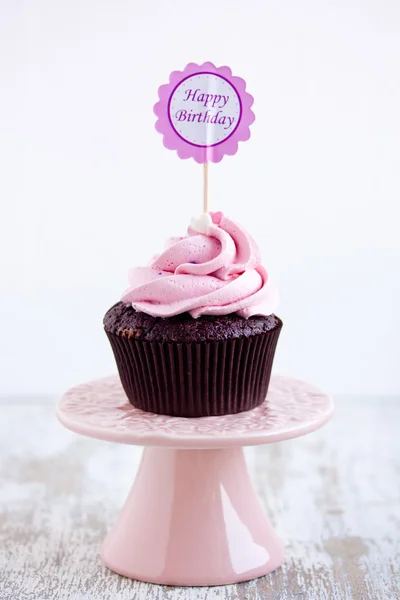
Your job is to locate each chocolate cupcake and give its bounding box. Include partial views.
[104,211,282,417]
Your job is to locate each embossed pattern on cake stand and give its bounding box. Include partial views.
[57,375,334,586]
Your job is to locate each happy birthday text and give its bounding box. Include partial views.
[174,88,235,130]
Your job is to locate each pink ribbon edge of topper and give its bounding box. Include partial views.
[153,62,255,164]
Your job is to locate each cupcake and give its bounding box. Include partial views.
[104,211,282,417]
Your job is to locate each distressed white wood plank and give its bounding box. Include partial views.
[0,397,399,599]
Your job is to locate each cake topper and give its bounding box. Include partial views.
[154,62,255,212]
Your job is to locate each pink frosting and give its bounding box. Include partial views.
[121,212,279,318]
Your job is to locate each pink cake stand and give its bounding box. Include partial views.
[57,375,333,587]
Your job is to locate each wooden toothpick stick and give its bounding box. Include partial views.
[203,162,209,213]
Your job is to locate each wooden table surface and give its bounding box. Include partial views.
[0,395,399,600]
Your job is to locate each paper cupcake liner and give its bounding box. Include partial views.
[106,320,282,417]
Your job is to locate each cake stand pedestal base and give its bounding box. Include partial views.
[101,447,284,586]
[57,375,333,586]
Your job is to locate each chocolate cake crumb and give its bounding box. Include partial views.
[104,302,281,344]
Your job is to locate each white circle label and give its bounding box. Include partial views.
[168,73,242,147]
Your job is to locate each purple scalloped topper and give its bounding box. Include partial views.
[154,62,255,164]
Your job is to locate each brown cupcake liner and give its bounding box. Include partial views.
[106,321,282,417]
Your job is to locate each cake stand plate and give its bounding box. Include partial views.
[57,375,333,586]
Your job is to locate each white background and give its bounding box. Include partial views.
[1,0,399,397]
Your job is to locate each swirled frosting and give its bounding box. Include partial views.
[121,212,279,319]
